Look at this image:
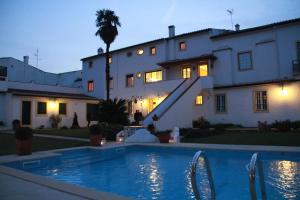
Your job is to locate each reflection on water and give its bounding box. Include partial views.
[267,160,300,199]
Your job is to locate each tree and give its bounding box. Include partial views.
[95,9,121,100]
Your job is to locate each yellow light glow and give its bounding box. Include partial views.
[280,88,288,96]
[48,101,58,112]
[137,72,142,78]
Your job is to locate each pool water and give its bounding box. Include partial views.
[3,146,300,200]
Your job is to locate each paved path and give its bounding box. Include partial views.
[33,133,90,142]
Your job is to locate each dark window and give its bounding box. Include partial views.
[88,61,93,68]
[59,103,67,115]
[127,52,132,57]
[215,94,226,113]
[179,41,186,51]
[254,91,268,112]
[150,47,156,55]
[238,51,253,70]
[37,102,47,114]
[87,103,98,121]
[88,80,94,92]
[126,74,134,87]
[0,66,7,81]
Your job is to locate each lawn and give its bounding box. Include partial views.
[33,128,90,139]
[181,131,300,146]
[0,133,89,155]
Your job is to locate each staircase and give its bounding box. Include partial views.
[143,76,199,126]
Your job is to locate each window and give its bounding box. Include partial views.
[59,103,67,115]
[150,47,156,55]
[86,103,98,121]
[198,64,208,77]
[126,74,134,87]
[238,51,253,70]
[87,80,94,92]
[126,101,133,115]
[254,91,268,112]
[109,56,112,64]
[88,61,93,68]
[181,66,191,79]
[179,41,186,51]
[109,77,113,89]
[0,66,7,81]
[137,48,144,55]
[127,51,132,57]
[37,102,47,115]
[195,95,203,105]
[215,94,226,113]
[145,70,163,83]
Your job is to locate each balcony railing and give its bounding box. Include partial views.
[293,60,300,76]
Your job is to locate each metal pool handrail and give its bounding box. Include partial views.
[191,151,216,200]
[248,153,267,200]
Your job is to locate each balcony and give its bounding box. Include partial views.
[293,60,300,76]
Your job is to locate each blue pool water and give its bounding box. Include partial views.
[3,146,300,200]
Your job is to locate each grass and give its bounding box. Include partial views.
[33,128,90,139]
[0,133,90,155]
[181,131,300,146]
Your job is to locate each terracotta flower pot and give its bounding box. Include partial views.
[90,134,102,146]
[16,139,32,155]
[158,134,170,143]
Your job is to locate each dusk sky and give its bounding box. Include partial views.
[1,0,300,73]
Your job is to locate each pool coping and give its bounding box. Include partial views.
[0,143,300,200]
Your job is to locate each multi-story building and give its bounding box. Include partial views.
[0,57,98,129]
[81,18,300,130]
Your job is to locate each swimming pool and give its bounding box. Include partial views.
[2,145,300,200]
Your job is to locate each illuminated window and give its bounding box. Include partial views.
[88,61,93,68]
[198,64,208,77]
[254,91,268,112]
[137,48,144,55]
[37,102,47,115]
[181,66,191,79]
[59,103,67,115]
[126,74,134,87]
[150,47,156,55]
[215,94,226,113]
[195,95,203,105]
[179,41,186,51]
[87,80,94,92]
[109,77,113,89]
[108,56,112,64]
[145,70,163,83]
[238,51,253,70]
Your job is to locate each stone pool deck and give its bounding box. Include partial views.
[1,143,300,200]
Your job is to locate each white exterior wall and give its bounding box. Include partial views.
[9,96,98,129]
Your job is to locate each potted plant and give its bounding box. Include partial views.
[155,130,171,143]
[15,127,33,155]
[89,124,103,146]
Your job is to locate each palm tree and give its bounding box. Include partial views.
[95,9,121,100]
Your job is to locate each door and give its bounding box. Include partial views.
[22,101,31,126]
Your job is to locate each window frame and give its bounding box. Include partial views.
[87,80,94,92]
[215,94,227,113]
[36,101,47,115]
[179,41,187,51]
[237,51,253,71]
[253,90,269,112]
[181,66,192,79]
[150,46,156,55]
[125,74,135,87]
[144,70,163,83]
[58,102,67,115]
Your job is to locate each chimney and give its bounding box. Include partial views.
[235,24,240,31]
[168,25,175,37]
[23,56,29,65]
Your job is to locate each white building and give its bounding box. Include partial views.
[81,18,300,130]
[0,57,99,129]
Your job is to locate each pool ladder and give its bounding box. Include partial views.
[190,151,215,200]
[190,151,267,200]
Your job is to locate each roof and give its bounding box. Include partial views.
[211,17,300,39]
[7,88,99,101]
[81,29,213,61]
[157,54,216,67]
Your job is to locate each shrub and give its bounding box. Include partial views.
[38,125,45,129]
[49,114,62,128]
[89,124,102,135]
[98,122,123,141]
[271,120,291,132]
[257,121,271,132]
[98,98,129,125]
[60,126,68,130]
[147,124,156,134]
[291,120,300,130]
[15,127,33,140]
[180,128,212,138]
[0,121,4,126]
[192,117,210,129]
